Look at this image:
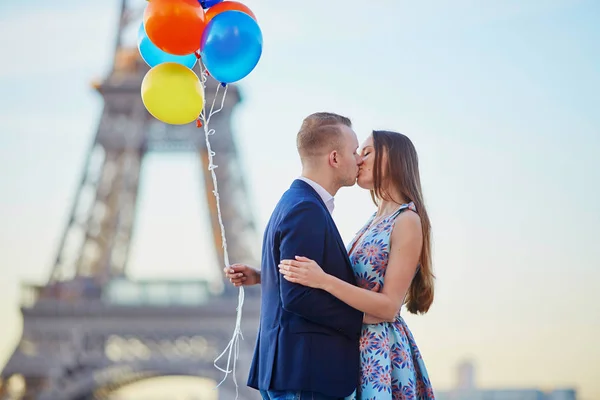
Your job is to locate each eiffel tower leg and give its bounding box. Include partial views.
[76,147,143,281]
[47,142,105,283]
[48,140,143,285]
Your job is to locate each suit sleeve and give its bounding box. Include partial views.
[278,202,363,338]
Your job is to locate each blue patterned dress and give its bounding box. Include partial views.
[345,203,435,400]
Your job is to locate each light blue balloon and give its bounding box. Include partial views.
[137,23,198,69]
[200,11,263,84]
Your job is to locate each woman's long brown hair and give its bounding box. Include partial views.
[370,130,434,314]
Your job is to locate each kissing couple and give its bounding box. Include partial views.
[225,112,436,400]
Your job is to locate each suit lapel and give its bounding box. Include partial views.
[291,180,354,272]
[329,217,354,268]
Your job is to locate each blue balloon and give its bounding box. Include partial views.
[137,23,197,69]
[200,11,263,84]
[199,0,222,8]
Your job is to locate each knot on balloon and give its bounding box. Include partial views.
[196,119,203,128]
[194,51,201,59]
[220,82,227,88]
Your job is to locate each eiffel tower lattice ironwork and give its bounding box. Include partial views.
[0,1,262,399]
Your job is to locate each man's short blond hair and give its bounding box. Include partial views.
[296,112,352,160]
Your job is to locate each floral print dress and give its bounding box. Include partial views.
[345,203,435,400]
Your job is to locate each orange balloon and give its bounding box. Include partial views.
[205,1,257,24]
[144,0,206,56]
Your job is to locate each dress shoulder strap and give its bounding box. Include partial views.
[391,202,417,219]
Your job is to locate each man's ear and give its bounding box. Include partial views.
[328,150,338,167]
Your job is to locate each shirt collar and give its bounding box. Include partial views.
[297,176,335,214]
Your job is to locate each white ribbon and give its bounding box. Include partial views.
[197,62,245,400]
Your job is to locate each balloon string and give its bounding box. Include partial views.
[197,62,245,400]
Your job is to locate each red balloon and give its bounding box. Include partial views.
[144,0,206,56]
[205,1,257,24]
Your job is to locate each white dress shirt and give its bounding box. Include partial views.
[298,176,335,215]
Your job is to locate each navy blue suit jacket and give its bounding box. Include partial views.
[247,179,363,398]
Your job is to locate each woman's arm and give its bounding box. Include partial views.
[279,211,422,321]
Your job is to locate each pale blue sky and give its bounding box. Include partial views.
[0,0,599,398]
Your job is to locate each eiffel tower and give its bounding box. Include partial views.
[0,1,261,399]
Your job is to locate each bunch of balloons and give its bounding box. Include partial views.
[138,0,262,125]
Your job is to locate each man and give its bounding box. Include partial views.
[226,112,364,400]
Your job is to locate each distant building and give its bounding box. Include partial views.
[456,360,476,391]
[435,361,577,400]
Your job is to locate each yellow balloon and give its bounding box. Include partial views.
[141,62,204,125]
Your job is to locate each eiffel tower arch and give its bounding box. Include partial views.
[0,1,262,399]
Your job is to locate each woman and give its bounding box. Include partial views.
[228,130,435,400]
